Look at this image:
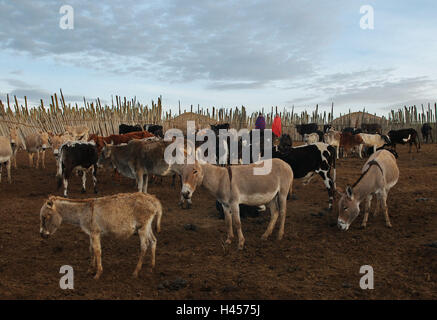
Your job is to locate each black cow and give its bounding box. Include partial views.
[143,124,164,138]
[388,128,421,153]
[296,123,318,137]
[362,123,382,134]
[323,124,333,133]
[421,123,433,143]
[210,123,230,136]
[342,127,362,135]
[119,124,142,134]
[271,135,336,210]
[56,141,98,197]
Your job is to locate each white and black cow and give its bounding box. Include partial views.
[272,135,336,210]
[388,128,421,153]
[56,141,98,197]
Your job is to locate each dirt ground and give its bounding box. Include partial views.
[0,143,436,300]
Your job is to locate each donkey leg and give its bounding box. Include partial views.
[6,160,11,183]
[231,203,245,250]
[262,198,279,240]
[91,233,103,280]
[87,237,96,274]
[137,169,144,193]
[380,192,392,228]
[133,225,148,278]
[41,150,46,169]
[142,174,149,193]
[28,153,33,167]
[361,194,372,228]
[277,195,287,240]
[149,223,157,271]
[223,204,234,244]
[36,151,40,169]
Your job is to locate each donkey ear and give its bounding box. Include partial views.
[46,200,53,208]
[346,185,353,199]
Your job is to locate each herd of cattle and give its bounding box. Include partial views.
[0,121,434,278]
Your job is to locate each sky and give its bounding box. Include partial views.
[0,0,436,117]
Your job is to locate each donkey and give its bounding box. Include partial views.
[0,136,13,183]
[181,158,293,250]
[337,149,399,231]
[9,127,25,168]
[23,131,50,168]
[40,192,162,279]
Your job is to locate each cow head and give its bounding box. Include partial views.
[181,162,204,200]
[40,199,63,238]
[336,186,360,231]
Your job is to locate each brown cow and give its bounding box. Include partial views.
[340,132,363,158]
[89,131,155,152]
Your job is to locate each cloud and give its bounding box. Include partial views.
[0,0,353,87]
[0,78,101,106]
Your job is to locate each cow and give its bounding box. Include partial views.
[361,123,382,134]
[9,127,25,168]
[65,125,89,141]
[388,128,421,153]
[119,124,143,134]
[421,123,433,143]
[296,123,318,138]
[143,124,164,138]
[324,130,341,159]
[56,141,98,197]
[271,137,336,210]
[0,136,13,183]
[342,127,362,135]
[304,131,323,144]
[324,124,334,133]
[340,132,364,158]
[357,133,390,158]
[89,131,155,153]
[23,131,50,168]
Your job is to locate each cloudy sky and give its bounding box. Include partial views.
[0,0,436,116]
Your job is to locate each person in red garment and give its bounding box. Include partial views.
[272,114,282,138]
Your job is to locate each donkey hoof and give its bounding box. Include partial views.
[360,224,367,229]
[261,234,269,240]
[132,271,139,278]
[386,223,392,228]
[93,274,101,280]
[81,188,86,194]
[94,189,98,194]
[225,239,232,245]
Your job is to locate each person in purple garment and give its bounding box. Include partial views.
[255,114,266,130]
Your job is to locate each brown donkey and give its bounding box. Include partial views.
[40,193,162,279]
[181,158,293,249]
[337,149,399,231]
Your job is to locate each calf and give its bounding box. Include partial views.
[324,130,341,159]
[340,132,364,158]
[272,138,336,209]
[39,192,162,279]
[56,141,98,197]
[0,136,13,183]
[65,125,89,141]
[119,124,142,134]
[358,133,390,158]
[388,128,420,153]
[24,131,50,168]
[421,123,433,143]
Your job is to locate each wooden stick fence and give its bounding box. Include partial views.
[0,90,436,142]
